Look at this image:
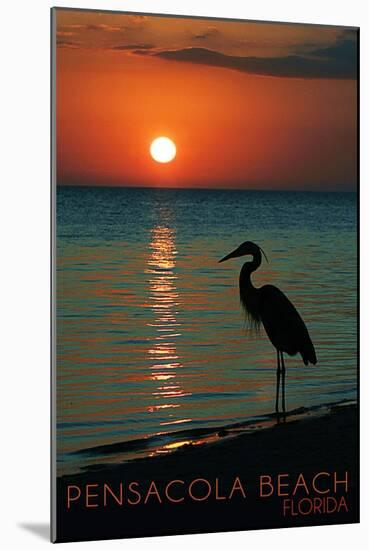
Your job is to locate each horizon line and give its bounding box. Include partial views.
[56,183,357,193]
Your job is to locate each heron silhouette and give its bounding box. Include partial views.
[219,241,317,414]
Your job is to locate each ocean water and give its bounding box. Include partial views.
[56,187,357,474]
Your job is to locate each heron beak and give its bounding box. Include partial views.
[218,249,239,263]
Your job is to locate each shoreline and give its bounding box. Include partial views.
[60,398,356,477]
[56,401,359,542]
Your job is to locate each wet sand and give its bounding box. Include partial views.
[55,402,359,542]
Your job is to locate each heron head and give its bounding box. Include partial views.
[218,241,268,263]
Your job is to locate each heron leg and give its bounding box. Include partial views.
[275,350,281,414]
[281,352,286,414]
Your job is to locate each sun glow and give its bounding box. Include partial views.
[150,137,177,163]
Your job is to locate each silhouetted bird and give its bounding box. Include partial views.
[219,241,317,414]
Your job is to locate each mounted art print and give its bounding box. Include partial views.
[51,7,359,543]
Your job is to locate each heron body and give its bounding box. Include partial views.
[219,241,317,414]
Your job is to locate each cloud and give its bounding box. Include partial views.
[309,36,357,61]
[57,23,123,34]
[130,15,148,22]
[112,43,155,51]
[56,39,80,48]
[149,35,357,79]
[120,15,148,31]
[56,30,75,38]
[57,24,85,34]
[193,26,220,40]
[84,23,122,32]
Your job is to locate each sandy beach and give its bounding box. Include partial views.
[56,401,359,542]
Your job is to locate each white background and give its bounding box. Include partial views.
[0,0,367,548]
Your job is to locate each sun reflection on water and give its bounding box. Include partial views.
[145,225,191,421]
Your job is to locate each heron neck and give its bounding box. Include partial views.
[240,265,254,291]
[240,253,260,288]
[246,251,261,273]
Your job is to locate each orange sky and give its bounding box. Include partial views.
[55,9,358,191]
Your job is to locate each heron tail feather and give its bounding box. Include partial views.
[301,341,317,365]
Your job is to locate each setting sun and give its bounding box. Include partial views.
[150,137,177,164]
